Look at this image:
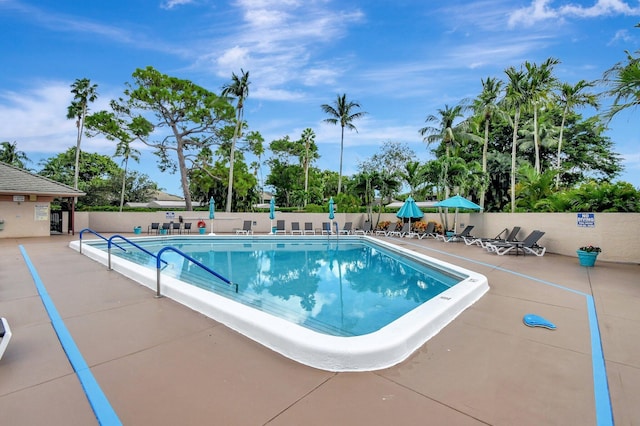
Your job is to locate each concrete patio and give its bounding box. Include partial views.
[0,234,637,425]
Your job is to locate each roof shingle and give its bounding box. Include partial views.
[0,162,85,196]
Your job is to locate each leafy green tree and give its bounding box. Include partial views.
[515,163,557,211]
[84,109,148,211]
[560,116,623,185]
[119,66,234,211]
[554,80,598,188]
[540,181,640,212]
[221,69,251,212]
[67,78,98,190]
[39,148,156,208]
[0,141,30,168]
[321,93,367,194]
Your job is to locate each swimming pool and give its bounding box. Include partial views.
[71,235,488,371]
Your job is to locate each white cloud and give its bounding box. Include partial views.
[0,81,131,155]
[198,1,364,101]
[509,0,640,27]
[161,0,196,10]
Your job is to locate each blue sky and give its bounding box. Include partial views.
[1,0,639,196]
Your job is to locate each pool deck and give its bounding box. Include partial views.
[0,234,638,425]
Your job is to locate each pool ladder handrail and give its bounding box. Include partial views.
[79,228,127,254]
[156,246,238,297]
[106,234,168,271]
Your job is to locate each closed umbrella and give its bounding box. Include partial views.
[434,194,482,232]
[208,196,215,235]
[269,198,276,234]
[396,196,424,227]
[328,197,335,233]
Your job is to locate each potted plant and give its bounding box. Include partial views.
[133,226,142,235]
[577,245,601,267]
[197,220,207,235]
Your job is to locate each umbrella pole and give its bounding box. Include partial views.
[209,218,215,235]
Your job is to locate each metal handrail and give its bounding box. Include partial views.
[107,234,168,270]
[79,228,127,254]
[156,246,237,298]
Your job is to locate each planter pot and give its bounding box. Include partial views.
[199,227,206,235]
[577,250,599,267]
[160,229,168,235]
[133,227,142,235]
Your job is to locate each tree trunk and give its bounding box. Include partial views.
[480,120,489,210]
[510,108,520,213]
[226,113,242,213]
[119,158,128,213]
[337,125,345,194]
[555,107,568,189]
[176,138,192,211]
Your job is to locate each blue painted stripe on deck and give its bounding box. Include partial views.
[402,240,614,425]
[586,295,614,426]
[19,245,122,426]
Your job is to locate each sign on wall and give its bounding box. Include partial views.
[165,211,175,220]
[34,204,49,221]
[577,212,595,228]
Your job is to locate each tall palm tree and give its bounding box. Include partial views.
[221,69,250,212]
[115,139,141,212]
[554,80,598,188]
[419,104,478,198]
[67,78,98,190]
[524,58,559,175]
[321,94,367,194]
[472,77,504,209]
[503,66,529,213]
[300,128,315,206]
[0,141,30,168]
[420,104,467,158]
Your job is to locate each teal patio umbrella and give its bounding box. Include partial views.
[396,196,423,227]
[434,194,482,231]
[328,197,335,234]
[269,198,276,234]
[208,196,215,235]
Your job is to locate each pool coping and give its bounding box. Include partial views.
[70,235,489,371]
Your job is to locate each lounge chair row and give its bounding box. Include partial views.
[148,221,193,234]
[272,221,353,235]
[375,222,546,257]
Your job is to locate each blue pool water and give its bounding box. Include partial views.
[92,237,467,337]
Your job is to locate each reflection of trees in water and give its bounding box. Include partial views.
[342,247,452,303]
[263,248,323,312]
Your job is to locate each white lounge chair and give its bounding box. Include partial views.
[236,220,253,235]
[0,317,12,361]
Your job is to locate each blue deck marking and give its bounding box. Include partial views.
[402,240,614,426]
[19,246,122,426]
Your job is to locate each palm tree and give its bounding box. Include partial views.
[0,141,30,168]
[419,104,477,197]
[321,94,367,194]
[555,80,598,188]
[472,77,504,209]
[503,66,529,213]
[221,69,250,212]
[115,139,141,212]
[420,104,467,158]
[67,78,98,190]
[300,128,315,206]
[601,47,640,122]
[524,58,559,175]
